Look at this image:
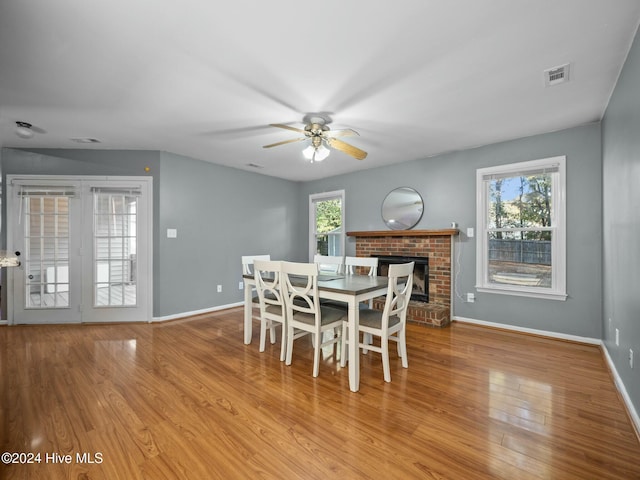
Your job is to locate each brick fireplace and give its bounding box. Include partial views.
[347,229,458,327]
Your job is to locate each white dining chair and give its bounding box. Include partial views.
[345,256,379,309]
[345,256,378,276]
[242,254,272,339]
[282,261,346,377]
[313,254,345,275]
[242,254,271,276]
[340,261,414,382]
[253,260,286,361]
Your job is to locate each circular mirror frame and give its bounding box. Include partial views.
[381,187,424,230]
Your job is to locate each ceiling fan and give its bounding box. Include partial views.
[263,116,367,162]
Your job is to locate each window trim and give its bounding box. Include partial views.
[475,156,567,301]
[309,190,345,262]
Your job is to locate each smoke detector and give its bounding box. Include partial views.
[544,64,570,87]
[15,121,35,139]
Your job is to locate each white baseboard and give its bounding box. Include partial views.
[453,315,640,439]
[151,301,243,322]
[601,344,640,439]
[452,315,601,345]
[1,303,244,325]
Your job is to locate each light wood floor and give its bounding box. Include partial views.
[1,308,639,479]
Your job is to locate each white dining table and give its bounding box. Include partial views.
[243,273,389,392]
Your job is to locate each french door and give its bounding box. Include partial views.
[7,176,152,324]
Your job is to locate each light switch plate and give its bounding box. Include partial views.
[466,227,474,238]
[167,228,177,238]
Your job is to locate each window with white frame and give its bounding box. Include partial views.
[476,156,567,300]
[309,190,345,261]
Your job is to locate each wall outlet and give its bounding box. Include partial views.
[615,328,620,346]
[466,293,475,303]
[630,349,634,369]
[217,285,222,293]
[239,281,244,290]
[466,227,474,238]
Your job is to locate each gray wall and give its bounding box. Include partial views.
[0,124,606,338]
[602,25,640,414]
[301,122,603,339]
[0,148,301,318]
[156,151,299,316]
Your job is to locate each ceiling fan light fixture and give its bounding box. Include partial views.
[302,144,330,162]
[302,144,316,160]
[15,121,34,139]
[265,118,366,162]
[314,144,330,161]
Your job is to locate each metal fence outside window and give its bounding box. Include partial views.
[489,239,551,265]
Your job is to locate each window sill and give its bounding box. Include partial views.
[476,286,567,301]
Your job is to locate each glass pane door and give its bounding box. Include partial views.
[9,182,82,325]
[83,179,150,324]
[8,175,151,325]
[24,196,70,308]
[93,191,138,307]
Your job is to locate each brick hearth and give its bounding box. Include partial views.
[347,229,458,327]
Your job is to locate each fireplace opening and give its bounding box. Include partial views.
[375,255,429,303]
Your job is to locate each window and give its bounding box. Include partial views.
[476,156,566,300]
[21,187,73,308]
[93,188,140,306]
[309,190,345,260]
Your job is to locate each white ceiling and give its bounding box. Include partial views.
[1,1,639,182]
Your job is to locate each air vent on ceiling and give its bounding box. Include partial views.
[544,63,570,87]
[70,137,101,143]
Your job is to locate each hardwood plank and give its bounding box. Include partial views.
[0,309,638,479]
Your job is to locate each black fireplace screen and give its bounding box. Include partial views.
[376,255,429,303]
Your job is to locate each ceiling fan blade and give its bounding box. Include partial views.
[324,128,360,138]
[270,123,307,134]
[263,137,306,148]
[326,138,368,160]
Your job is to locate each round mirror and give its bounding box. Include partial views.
[381,187,424,230]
